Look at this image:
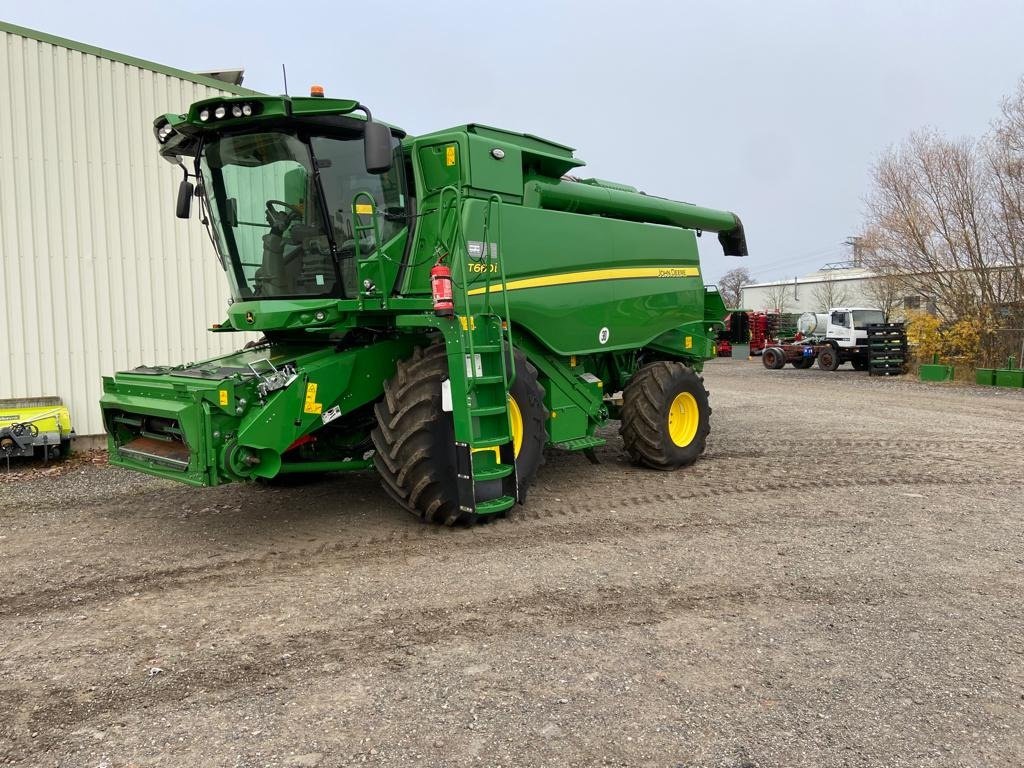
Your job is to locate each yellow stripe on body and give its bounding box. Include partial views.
[467,266,700,296]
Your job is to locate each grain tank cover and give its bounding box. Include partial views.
[465,123,585,177]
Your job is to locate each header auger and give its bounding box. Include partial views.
[101,89,746,524]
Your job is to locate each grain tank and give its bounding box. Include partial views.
[101,91,747,524]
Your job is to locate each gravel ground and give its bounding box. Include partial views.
[1,359,1022,768]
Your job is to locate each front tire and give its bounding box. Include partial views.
[620,362,711,470]
[371,344,547,525]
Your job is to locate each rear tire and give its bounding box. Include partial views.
[817,347,840,371]
[620,362,711,470]
[792,356,814,369]
[371,344,546,525]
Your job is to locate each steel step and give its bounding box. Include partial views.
[475,495,515,516]
[473,464,514,483]
[471,405,509,417]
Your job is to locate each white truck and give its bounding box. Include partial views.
[796,307,887,370]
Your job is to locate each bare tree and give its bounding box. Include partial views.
[763,283,791,313]
[862,129,1001,321]
[861,273,905,320]
[718,266,752,308]
[987,79,1024,325]
[810,273,851,310]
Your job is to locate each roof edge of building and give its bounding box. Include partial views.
[0,20,261,96]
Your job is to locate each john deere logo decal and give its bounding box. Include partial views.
[245,311,255,325]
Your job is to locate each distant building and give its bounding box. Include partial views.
[740,265,932,315]
[0,21,258,437]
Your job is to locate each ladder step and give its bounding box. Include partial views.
[468,344,502,352]
[471,405,509,417]
[468,374,505,385]
[471,436,509,449]
[475,495,515,516]
[474,464,514,483]
[553,436,607,452]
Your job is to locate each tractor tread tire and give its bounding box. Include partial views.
[620,362,711,471]
[371,344,547,526]
[371,345,466,525]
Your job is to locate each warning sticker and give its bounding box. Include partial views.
[321,405,341,425]
[303,382,322,414]
[445,145,457,166]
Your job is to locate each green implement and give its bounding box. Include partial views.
[101,91,747,524]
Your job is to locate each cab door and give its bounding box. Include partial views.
[829,311,853,347]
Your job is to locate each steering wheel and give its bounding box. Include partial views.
[265,200,302,235]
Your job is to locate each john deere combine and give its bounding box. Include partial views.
[101,90,746,524]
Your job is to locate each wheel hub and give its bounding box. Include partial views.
[667,392,699,447]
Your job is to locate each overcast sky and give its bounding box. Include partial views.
[8,0,1024,284]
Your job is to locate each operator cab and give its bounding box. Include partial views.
[154,92,411,303]
[199,127,408,301]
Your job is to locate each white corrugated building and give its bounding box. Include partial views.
[0,21,257,438]
[740,267,878,313]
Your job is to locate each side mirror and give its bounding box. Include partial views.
[364,121,393,174]
[176,179,194,219]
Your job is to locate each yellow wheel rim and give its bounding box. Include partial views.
[508,396,524,458]
[667,391,700,447]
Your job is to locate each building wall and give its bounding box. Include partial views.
[740,271,877,314]
[0,26,253,435]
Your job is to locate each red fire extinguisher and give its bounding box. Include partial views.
[430,261,454,317]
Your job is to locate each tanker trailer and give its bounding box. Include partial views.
[101,89,747,525]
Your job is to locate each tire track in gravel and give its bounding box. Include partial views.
[6,573,954,751]
[1,474,1017,619]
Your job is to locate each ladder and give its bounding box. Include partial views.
[435,188,518,517]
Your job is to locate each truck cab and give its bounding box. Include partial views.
[826,307,886,350]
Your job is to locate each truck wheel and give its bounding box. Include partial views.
[371,344,547,525]
[762,348,782,369]
[817,347,840,371]
[620,362,711,470]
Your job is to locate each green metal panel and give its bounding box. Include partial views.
[919,364,954,382]
[417,139,465,193]
[995,369,1024,388]
[466,135,523,197]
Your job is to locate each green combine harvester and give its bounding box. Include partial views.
[101,89,746,524]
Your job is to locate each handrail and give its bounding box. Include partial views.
[483,193,515,381]
[436,185,478,370]
[351,191,387,305]
[433,186,516,389]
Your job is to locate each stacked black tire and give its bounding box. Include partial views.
[866,323,908,376]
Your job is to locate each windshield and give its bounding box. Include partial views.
[852,310,886,327]
[199,130,406,300]
[201,132,335,299]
